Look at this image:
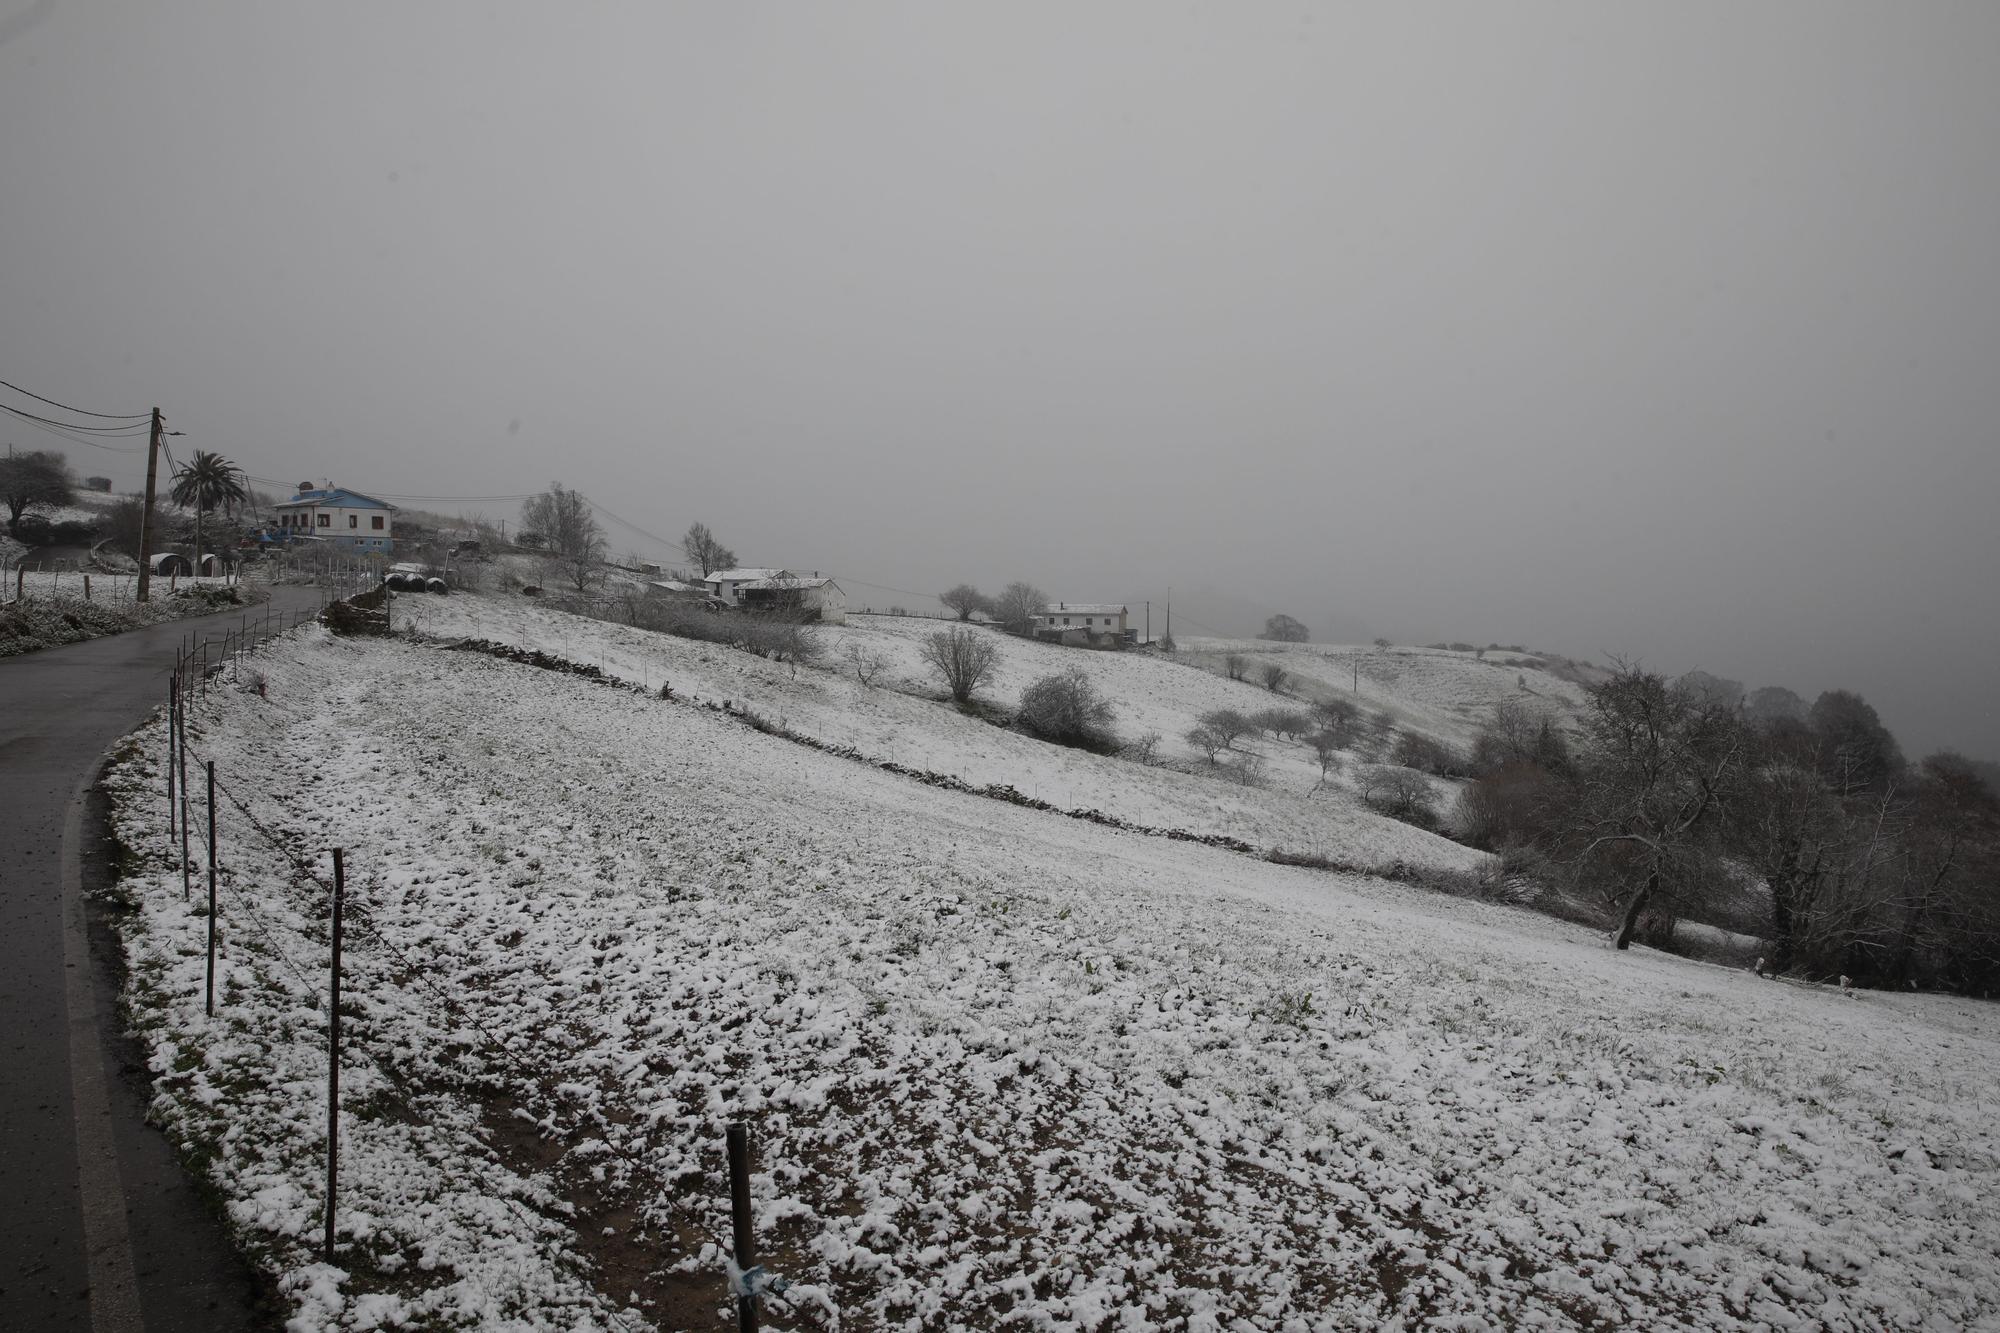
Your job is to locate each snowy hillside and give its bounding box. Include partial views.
[102,616,2000,1331]
[1174,639,1592,752]
[399,596,1485,877]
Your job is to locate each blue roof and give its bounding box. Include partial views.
[276,487,397,511]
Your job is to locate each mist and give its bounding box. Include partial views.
[4,2,1996,757]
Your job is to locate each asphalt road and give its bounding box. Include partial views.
[1,585,321,1331]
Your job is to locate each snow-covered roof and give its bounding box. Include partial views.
[740,577,840,592]
[704,567,788,583]
[1038,603,1127,616]
[275,486,397,511]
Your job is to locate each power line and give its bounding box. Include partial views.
[0,405,149,453]
[0,377,151,420]
[0,404,150,434]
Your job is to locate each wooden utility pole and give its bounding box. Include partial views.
[135,408,163,603]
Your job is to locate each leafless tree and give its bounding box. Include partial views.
[1185,723,1228,764]
[1251,707,1311,740]
[991,581,1047,636]
[682,521,736,577]
[1558,665,1746,951]
[921,626,1000,702]
[1307,732,1342,795]
[939,583,990,621]
[522,484,605,592]
[1310,694,1359,733]
[1124,730,1163,765]
[1260,662,1289,693]
[1197,708,1255,750]
[1224,653,1249,681]
[843,641,890,687]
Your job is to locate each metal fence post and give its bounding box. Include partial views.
[205,761,219,1016]
[166,675,178,842]
[728,1122,758,1333]
[177,682,192,900]
[325,848,345,1264]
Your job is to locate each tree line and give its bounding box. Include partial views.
[1452,667,1999,990]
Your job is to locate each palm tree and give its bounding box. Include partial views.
[169,450,248,578]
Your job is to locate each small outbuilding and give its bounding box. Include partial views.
[738,576,846,624]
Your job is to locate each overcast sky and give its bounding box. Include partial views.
[4,2,1996,757]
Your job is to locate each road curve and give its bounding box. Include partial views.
[1,586,321,1331]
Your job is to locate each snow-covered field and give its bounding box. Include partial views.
[397,596,1483,877]
[102,617,2000,1331]
[1171,640,1590,754]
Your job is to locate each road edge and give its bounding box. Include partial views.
[61,755,144,1333]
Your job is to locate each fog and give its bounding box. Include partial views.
[4,3,1996,758]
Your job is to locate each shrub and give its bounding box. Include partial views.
[1251,707,1311,740]
[1224,653,1248,681]
[922,626,1001,703]
[1259,662,1288,693]
[1123,730,1163,764]
[1361,765,1440,829]
[1016,667,1118,751]
[1394,730,1467,777]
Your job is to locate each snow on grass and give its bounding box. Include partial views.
[1173,639,1592,754]
[398,595,1481,877]
[103,621,2000,1330]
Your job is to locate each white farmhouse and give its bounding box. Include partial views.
[702,567,791,606]
[274,484,397,554]
[1030,602,1130,639]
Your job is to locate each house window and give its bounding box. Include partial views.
[348,514,358,528]
[371,515,384,530]
[317,513,329,528]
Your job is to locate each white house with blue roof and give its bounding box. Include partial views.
[274,482,398,553]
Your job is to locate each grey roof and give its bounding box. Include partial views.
[705,567,789,582]
[740,576,840,592]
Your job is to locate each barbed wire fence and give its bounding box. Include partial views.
[153,604,787,1329]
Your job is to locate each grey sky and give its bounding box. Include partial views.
[4,3,1997,757]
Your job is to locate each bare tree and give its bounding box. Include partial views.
[843,641,890,687]
[0,450,76,538]
[1559,666,1746,951]
[1260,662,1289,693]
[1261,613,1309,643]
[522,484,606,592]
[1196,708,1254,750]
[921,626,1000,703]
[939,584,990,621]
[1185,723,1228,764]
[1224,654,1249,681]
[991,581,1047,636]
[1307,732,1343,795]
[682,521,736,577]
[1310,695,1359,734]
